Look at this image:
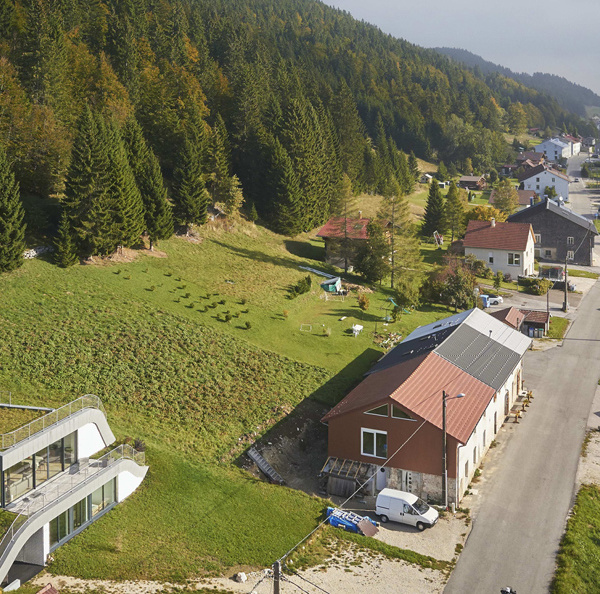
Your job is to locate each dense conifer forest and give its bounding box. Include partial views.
[0,0,596,264]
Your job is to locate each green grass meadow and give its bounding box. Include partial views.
[0,224,451,581]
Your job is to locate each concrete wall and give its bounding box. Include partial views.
[77,423,106,459]
[117,470,145,503]
[0,408,115,470]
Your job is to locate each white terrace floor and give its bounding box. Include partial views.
[7,458,115,516]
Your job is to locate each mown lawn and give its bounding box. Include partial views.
[548,316,570,340]
[553,484,600,593]
[0,223,452,580]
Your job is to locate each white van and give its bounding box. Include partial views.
[375,488,439,531]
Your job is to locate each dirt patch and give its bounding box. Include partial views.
[577,429,600,487]
[239,399,330,496]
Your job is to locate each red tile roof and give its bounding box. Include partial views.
[322,352,495,444]
[489,189,536,207]
[522,310,550,324]
[463,220,534,251]
[37,585,59,594]
[316,217,371,240]
[489,307,523,330]
[517,164,569,183]
[516,151,544,163]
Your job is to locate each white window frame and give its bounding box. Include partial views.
[567,236,574,245]
[361,428,387,459]
[488,252,494,264]
[508,252,521,266]
[534,234,541,244]
[391,405,416,421]
[364,404,388,417]
[567,250,574,261]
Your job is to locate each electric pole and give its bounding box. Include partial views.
[562,250,569,313]
[273,561,281,594]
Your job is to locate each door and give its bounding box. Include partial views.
[505,392,510,416]
[401,502,417,526]
[376,466,387,491]
[494,412,498,434]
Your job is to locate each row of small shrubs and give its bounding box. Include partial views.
[289,275,312,298]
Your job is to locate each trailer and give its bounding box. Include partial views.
[326,507,378,536]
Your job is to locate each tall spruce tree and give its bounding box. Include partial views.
[122,117,173,249]
[0,145,26,272]
[408,151,420,182]
[172,136,209,231]
[102,118,145,249]
[54,210,78,267]
[63,106,113,257]
[422,181,446,238]
[444,182,466,242]
[209,113,232,205]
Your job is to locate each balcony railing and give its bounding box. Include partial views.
[0,443,145,564]
[0,395,106,451]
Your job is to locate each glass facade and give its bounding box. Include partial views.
[49,479,116,549]
[2,432,78,505]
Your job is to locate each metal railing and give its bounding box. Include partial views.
[0,443,145,564]
[0,394,106,451]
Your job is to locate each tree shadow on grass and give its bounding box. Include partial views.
[284,239,325,262]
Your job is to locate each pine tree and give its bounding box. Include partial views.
[172,136,209,231]
[408,151,420,182]
[209,113,231,205]
[331,173,358,273]
[222,174,244,219]
[122,117,173,250]
[354,222,391,284]
[54,210,78,267]
[422,181,446,237]
[103,118,145,249]
[444,182,466,242]
[0,145,26,273]
[248,202,258,224]
[63,106,113,257]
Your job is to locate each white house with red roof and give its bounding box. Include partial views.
[463,219,535,278]
[517,164,570,201]
[321,308,531,503]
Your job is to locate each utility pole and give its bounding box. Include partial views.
[273,561,281,594]
[562,250,569,312]
[442,390,447,510]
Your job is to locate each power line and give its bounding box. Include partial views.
[281,574,315,594]
[282,567,331,594]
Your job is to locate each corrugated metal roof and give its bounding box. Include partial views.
[462,308,531,356]
[322,352,495,444]
[434,325,522,390]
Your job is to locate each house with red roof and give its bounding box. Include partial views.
[490,306,550,338]
[518,164,570,200]
[463,219,535,278]
[321,308,531,504]
[316,217,390,269]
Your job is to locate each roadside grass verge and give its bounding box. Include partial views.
[288,525,449,572]
[552,484,600,593]
[568,269,599,279]
[548,316,570,340]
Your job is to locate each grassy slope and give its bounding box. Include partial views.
[552,484,600,593]
[0,224,451,580]
[0,408,43,434]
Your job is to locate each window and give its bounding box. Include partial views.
[483,430,486,448]
[534,234,541,244]
[536,177,540,182]
[365,404,388,417]
[552,177,556,182]
[464,461,469,478]
[545,249,552,258]
[473,448,477,464]
[392,405,414,420]
[361,428,387,458]
[536,184,540,190]
[567,251,574,261]
[508,253,521,266]
[488,252,494,264]
[567,236,574,245]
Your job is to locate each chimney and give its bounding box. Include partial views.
[491,218,496,227]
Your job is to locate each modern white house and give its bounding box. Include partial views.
[518,165,570,201]
[536,138,570,161]
[463,219,536,277]
[0,395,147,589]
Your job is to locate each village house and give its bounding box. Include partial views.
[0,396,147,588]
[490,306,550,338]
[561,134,581,156]
[321,309,531,504]
[535,138,570,162]
[516,151,545,167]
[463,219,536,277]
[489,188,536,211]
[517,164,570,200]
[316,216,390,269]
[458,175,487,190]
[508,198,598,266]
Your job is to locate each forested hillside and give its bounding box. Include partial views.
[0,0,596,263]
[436,47,600,119]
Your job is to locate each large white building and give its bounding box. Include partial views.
[518,165,570,200]
[536,138,570,161]
[0,395,147,589]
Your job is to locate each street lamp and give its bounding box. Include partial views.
[442,390,466,510]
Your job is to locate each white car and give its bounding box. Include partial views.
[574,177,580,182]
[484,294,503,306]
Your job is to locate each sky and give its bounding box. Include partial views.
[324,0,600,97]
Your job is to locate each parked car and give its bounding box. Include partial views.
[575,177,581,182]
[481,294,503,307]
[375,488,439,531]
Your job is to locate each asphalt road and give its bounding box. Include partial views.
[445,277,600,591]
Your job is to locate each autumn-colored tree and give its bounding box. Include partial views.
[464,205,507,223]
